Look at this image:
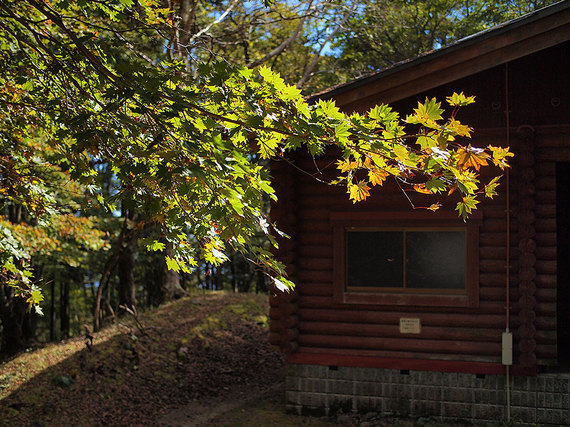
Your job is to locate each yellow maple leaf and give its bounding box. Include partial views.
[336,159,359,173]
[368,167,389,186]
[348,181,370,203]
[456,145,489,171]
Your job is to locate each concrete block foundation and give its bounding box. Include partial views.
[286,364,570,426]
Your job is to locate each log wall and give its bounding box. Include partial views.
[270,43,570,372]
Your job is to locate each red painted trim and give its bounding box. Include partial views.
[286,353,537,376]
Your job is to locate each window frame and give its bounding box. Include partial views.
[331,211,481,308]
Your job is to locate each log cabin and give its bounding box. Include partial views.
[270,1,570,424]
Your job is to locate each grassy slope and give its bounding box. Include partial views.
[0,292,316,426]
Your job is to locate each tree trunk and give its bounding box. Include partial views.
[117,207,136,313]
[160,240,187,302]
[60,275,70,339]
[50,277,57,341]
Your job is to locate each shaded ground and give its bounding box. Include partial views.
[1,293,290,426]
[1,292,460,426]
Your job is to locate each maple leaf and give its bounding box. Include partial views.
[337,158,359,173]
[447,92,476,107]
[427,202,442,212]
[489,145,514,169]
[456,145,489,171]
[456,195,480,220]
[368,167,389,186]
[348,180,371,203]
[484,175,502,199]
[413,183,432,194]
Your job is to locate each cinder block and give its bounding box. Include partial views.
[417,370,443,386]
[443,386,473,403]
[537,391,570,409]
[384,383,413,399]
[413,385,441,401]
[286,390,300,405]
[286,374,301,391]
[385,395,412,415]
[412,399,440,417]
[300,377,327,394]
[512,375,531,391]
[442,402,472,419]
[354,381,376,397]
[543,375,570,394]
[328,379,353,395]
[473,388,506,405]
[510,389,537,407]
[475,374,502,390]
[510,405,537,424]
[472,403,505,421]
[441,372,459,388]
[536,408,570,425]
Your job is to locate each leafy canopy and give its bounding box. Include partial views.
[0,1,511,307]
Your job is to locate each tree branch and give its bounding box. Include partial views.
[247,0,314,69]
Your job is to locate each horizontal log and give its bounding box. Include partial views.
[535,246,556,259]
[298,245,333,258]
[480,246,507,259]
[533,161,555,175]
[518,338,537,353]
[518,352,537,368]
[298,221,332,233]
[298,321,503,342]
[480,232,507,246]
[535,232,556,246]
[297,271,332,283]
[298,334,502,356]
[535,204,556,218]
[280,315,299,329]
[535,175,555,190]
[535,218,556,233]
[480,286,514,300]
[294,346,501,364]
[297,257,332,271]
[535,274,556,288]
[537,148,570,162]
[535,287,556,302]
[534,316,556,330]
[282,328,299,342]
[535,330,557,344]
[519,281,537,295]
[299,283,333,297]
[480,259,508,273]
[535,260,556,275]
[298,232,332,246]
[297,308,507,329]
[519,253,537,267]
[481,218,507,232]
[480,273,507,287]
[535,190,555,204]
[535,345,558,360]
[297,296,514,315]
[535,302,556,316]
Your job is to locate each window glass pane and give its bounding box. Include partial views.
[346,231,403,288]
[406,231,466,289]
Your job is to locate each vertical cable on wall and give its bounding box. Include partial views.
[504,62,512,422]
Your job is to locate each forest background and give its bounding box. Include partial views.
[0,0,555,357]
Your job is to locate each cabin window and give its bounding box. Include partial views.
[332,212,481,307]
